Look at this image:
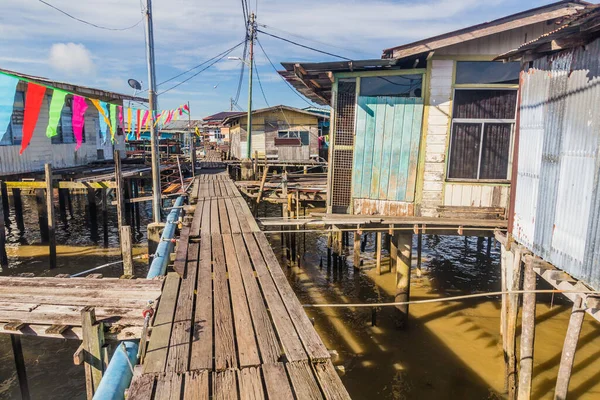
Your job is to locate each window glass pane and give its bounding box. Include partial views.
[448,123,481,179]
[59,105,75,144]
[455,61,520,84]
[453,89,517,120]
[480,123,512,179]
[338,78,356,95]
[300,131,309,146]
[360,75,422,97]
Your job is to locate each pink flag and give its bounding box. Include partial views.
[165,110,174,124]
[118,105,124,129]
[72,96,87,150]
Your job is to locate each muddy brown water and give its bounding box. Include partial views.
[0,198,599,399]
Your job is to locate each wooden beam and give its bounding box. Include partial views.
[395,232,412,329]
[11,334,30,400]
[45,164,57,269]
[82,307,104,398]
[3,181,116,190]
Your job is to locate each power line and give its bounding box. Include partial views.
[257,29,352,61]
[156,41,245,89]
[253,59,270,108]
[38,0,143,31]
[240,0,248,26]
[256,38,315,107]
[234,38,249,104]
[158,42,244,96]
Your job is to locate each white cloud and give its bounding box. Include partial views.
[48,42,96,76]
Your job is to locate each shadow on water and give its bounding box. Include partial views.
[0,189,164,399]
[260,201,600,400]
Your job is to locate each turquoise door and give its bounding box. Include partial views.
[352,96,423,202]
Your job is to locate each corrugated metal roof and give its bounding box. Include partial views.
[221,105,330,125]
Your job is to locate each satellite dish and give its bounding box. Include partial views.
[128,79,142,90]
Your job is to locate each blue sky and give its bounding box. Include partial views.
[0,0,565,117]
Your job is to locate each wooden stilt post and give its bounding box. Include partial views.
[518,256,537,400]
[0,188,7,268]
[45,164,57,269]
[101,189,109,248]
[389,225,397,273]
[36,189,49,243]
[554,297,586,400]
[121,225,134,276]
[133,180,141,231]
[353,229,361,269]
[0,181,10,227]
[57,188,68,225]
[376,231,382,275]
[124,179,132,226]
[114,150,125,237]
[13,188,24,231]
[504,245,523,399]
[11,334,30,400]
[82,307,104,399]
[416,229,423,278]
[67,189,74,218]
[87,188,98,241]
[395,232,412,329]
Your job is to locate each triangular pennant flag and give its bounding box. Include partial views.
[20,82,46,154]
[90,99,112,144]
[136,109,141,139]
[0,74,19,143]
[194,126,201,137]
[165,110,174,124]
[46,89,67,138]
[182,104,190,115]
[127,107,132,134]
[118,106,124,130]
[173,109,179,121]
[109,104,117,144]
[72,96,88,150]
[154,112,162,128]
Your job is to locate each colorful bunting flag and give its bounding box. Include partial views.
[20,82,46,154]
[0,74,19,142]
[90,99,112,144]
[72,96,87,150]
[127,107,132,134]
[46,89,67,138]
[182,104,190,115]
[118,106,124,130]
[136,109,141,139]
[109,104,117,144]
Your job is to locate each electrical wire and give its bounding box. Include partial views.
[254,59,270,108]
[234,38,249,104]
[158,42,244,95]
[240,0,248,26]
[257,29,352,61]
[256,38,315,107]
[38,0,144,31]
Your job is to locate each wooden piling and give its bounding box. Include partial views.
[114,150,125,234]
[45,164,57,269]
[1,181,10,226]
[11,334,30,400]
[36,189,49,243]
[133,180,141,231]
[353,230,361,269]
[389,225,397,273]
[554,297,586,400]
[416,230,423,277]
[518,256,537,400]
[82,307,105,399]
[101,189,109,248]
[13,188,24,231]
[504,246,523,399]
[376,231,382,275]
[57,188,68,224]
[121,225,134,276]
[395,232,412,329]
[87,188,98,241]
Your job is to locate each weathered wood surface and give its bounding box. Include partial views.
[0,276,162,340]
[130,171,350,399]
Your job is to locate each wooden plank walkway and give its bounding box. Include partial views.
[129,171,350,399]
[0,276,163,340]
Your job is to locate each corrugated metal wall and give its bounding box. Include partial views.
[514,38,600,289]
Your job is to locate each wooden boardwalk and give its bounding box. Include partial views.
[129,171,349,399]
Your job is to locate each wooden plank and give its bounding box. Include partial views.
[255,232,330,361]
[190,234,213,370]
[212,234,237,370]
[225,198,242,234]
[144,273,181,373]
[0,292,159,308]
[0,305,146,327]
[154,372,183,400]
[351,96,368,198]
[396,98,415,201]
[378,97,396,200]
[286,360,323,400]
[238,366,266,400]
[370,99,387,199]
[213,369,238,400]
[243,232,307,362]
[211,199,220,235]
[387,98,406,201]
[173,226,191,276]
[405,100,423,202]
[167,243,199,373]
[201,198,211,235]
[232,234,281,364]
[360,97,377,198]
[314,360,351,400]
[222,234,261,367]
[127,374,156,400]
[82,307,104,396]
[263,363,294,400]
[190,199,204,238]
[219,198,231,234]
[183,371,209,400]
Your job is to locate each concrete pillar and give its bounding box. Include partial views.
[147,222,166,258]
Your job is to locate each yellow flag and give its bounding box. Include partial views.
[127,107,132,133]
[90,99,113,138]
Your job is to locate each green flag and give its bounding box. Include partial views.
[46,89,67,138]
[109,103,117,143]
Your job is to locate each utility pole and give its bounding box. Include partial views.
[188,101,195,177]
[246,12,255,159]
[145,0,161,223]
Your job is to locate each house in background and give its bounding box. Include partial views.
[223,105,329,161]
[280,0,587,216]
[200,111,239,147]
[0,68,145,176]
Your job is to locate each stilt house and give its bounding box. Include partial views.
[279,1,587,218]
[0,68,145,176]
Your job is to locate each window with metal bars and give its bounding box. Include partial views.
[447,89,516,180]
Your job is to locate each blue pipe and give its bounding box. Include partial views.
[93,195,185,400]
[147,195,185,279]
